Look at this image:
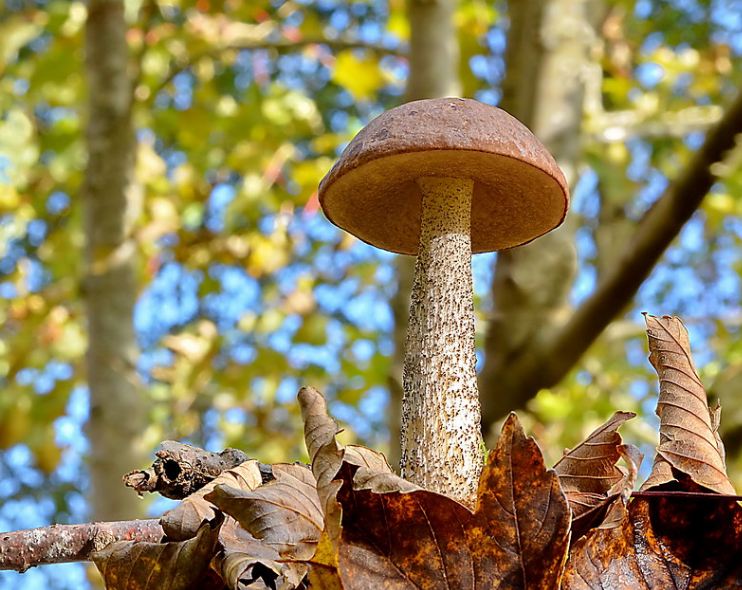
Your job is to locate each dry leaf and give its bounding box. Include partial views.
[161,460,263,541]
[343,444,394,473]
[216,518,305,590]
[299,386,345,510]
[92,514,223,590]
[596,445,643,530]
[555,412,635,496]
[641,315,735,494]
[564,497,742,589]
[345,444,418,494]
[554,412,638,539]
[207,463,322,561]
[472,413,572,587]
[204,463,321,589]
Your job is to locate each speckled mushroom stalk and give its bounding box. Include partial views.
[401,177,482,505]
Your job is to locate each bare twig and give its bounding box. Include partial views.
[588,104,724,142]
[0,520,163,572]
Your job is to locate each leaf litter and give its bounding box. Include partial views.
[94,315,742,589]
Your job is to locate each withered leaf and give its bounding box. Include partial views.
[641,315,735,494]
[471,413,571,587]
[92,514,223,590]
[220,553,296,590]
[563,496,742,589]
[306,556,344,590]
[299,386,571,589]
[162,460,263,541]
[216,518,306,590]
[207,463,323,561]
[554,412,638,539]
[555,412,635,495]
[595,445,644,531]
[344,444,417,494]
[299,387,344,504]
[344,444,394,474]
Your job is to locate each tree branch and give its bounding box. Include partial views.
[588,104,724,142]
[0,520,163,572]
[153,36,405,97]
[582,59,724,141]
[485,89,742,418]
[123,441,275,499]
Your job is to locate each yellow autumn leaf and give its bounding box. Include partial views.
[292,158,333,193]
[136,141,167,185]
[247,233,290,277]
[332,51,386,101]
[387,11,409,41]
[0,185,19,209]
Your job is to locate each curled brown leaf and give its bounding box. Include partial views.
[215,516,307,590]
[298,386,344,513]
[554,412,639,539]
[641,315,735,495]
[206,463,322,561]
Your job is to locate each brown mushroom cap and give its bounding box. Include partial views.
[318,97,569,255]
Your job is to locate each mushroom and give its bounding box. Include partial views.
[318,98,569,506]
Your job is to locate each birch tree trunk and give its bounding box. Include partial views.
[387,0,461,470]
[82,0,146,521]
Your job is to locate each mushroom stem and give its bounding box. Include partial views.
[400,176,483,507]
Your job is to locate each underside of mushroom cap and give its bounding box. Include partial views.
[318,97,570,255]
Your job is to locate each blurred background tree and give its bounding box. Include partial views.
[1,0,741,587]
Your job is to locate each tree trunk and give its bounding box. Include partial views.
[82,0,146,521]
[387,0,461,470]
[480,0,598,435]
[479,0,742,436]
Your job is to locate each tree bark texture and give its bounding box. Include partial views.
[480,0,598,433]
[388,0,461,470]
[0,520,163,572]
[400,177,482,505]
[83,0,147,521]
